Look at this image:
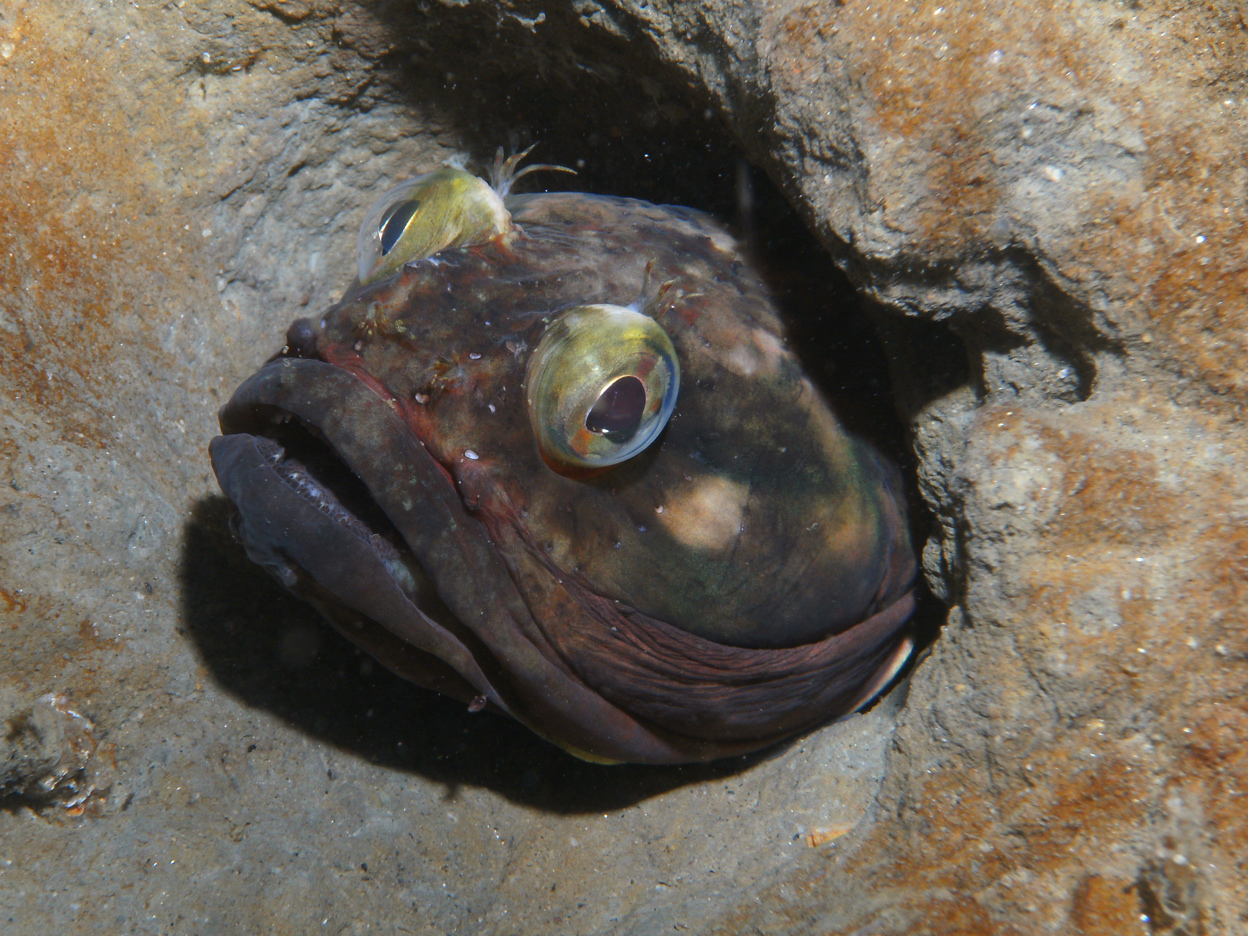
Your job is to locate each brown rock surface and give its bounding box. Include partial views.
[1,0,1245,933]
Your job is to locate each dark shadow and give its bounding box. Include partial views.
[1002,243,1123,402]
[180,496,769,813]
[744,164,911,464]
[850,246,1119,408]
[366,2,748,218]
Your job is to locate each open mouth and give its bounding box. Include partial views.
[208,355,504,710]
[222,414,415,592]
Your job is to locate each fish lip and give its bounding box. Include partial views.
[208,356,517,711]
[210,371,412,593]
[209,355,475,618]
[208,422,411,592]
[206,372,421,625]
[207,431,500,712]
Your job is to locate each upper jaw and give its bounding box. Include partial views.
[208,355,440,634]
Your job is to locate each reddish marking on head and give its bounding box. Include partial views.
[478,231,520,263]
[318,347,395,403]
[537,448,611,481]
[569,424,597,459]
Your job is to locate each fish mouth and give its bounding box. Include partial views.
[208,355,502,708]
[210,410,428,609]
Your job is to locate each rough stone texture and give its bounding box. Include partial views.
[2,0,1246,933]
[0,688,103,808]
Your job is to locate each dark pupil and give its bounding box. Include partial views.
[585,376,647,440]
[379,200,421,255]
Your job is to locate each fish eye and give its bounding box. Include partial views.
[355,168,512,284]
[378,199,422,256]
[525,304,679,474]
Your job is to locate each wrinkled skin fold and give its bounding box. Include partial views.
[210,192,917,764]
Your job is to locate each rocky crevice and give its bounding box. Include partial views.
[1,0,1245,932]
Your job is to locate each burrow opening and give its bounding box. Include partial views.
[186,0,970,798]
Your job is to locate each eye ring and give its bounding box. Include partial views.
[525,304,679,474]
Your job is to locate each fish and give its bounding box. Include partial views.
[208,160,917,764]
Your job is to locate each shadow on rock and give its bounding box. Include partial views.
[179,495,763,813]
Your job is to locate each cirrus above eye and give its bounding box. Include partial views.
[525,304,679,473]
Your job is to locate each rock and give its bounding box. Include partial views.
[0,687,66,801]
[0,687,103,810]
[1,0,1245,933]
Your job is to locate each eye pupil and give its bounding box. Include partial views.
[379,200,421,256]
[586,375,648,439]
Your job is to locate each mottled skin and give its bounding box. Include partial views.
[210,192,916,763]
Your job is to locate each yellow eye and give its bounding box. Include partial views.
[355,168,512,284]
[525,304,679,474]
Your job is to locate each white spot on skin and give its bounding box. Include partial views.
[723,343,759,376]
[705,227,738,255]
[656,476,750,553]
[752,328,785,365]
[720,329,785,378]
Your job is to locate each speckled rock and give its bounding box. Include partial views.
[1,0,1245,934]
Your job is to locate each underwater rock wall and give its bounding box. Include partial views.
[1,0,1245,932]
[607,1,1248,930]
